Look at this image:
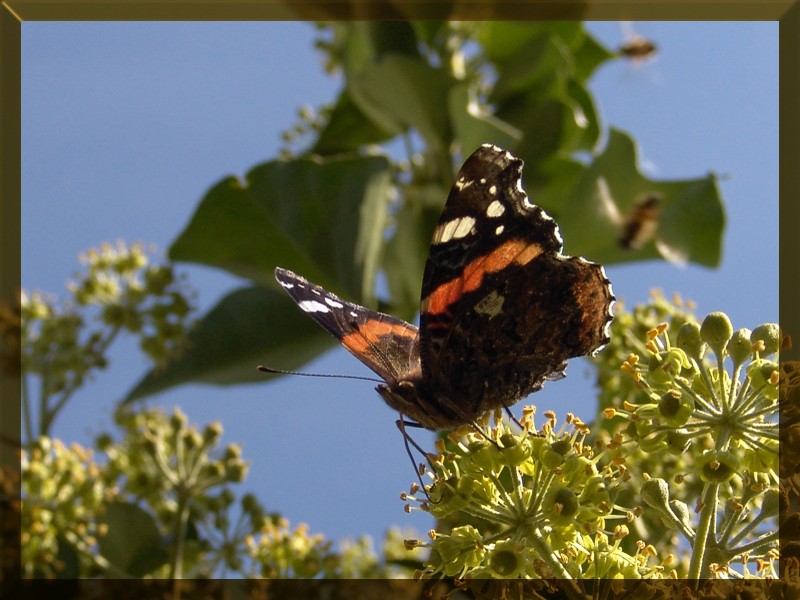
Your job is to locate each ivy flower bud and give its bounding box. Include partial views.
[747,359,779,401]
[758,489,779,519]
[726,328,753,367]
[540,439,571,470]
[202,421,223,446]
[669,499,693,532]
[488,540,532,578]
[700,312,733,356]
[665,428,691,455]
[676,322,705,360]
[640,478,671,513]
[658,390,694,426]
[430,525,484,576]
[751,323,781,356]
[545,486,580,523]
[497,432,532,467]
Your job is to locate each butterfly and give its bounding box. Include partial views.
[272,144,614,431]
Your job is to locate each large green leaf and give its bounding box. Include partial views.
[170,153,392,303]
[478,22,613,85]
[124,285,333,403]
[557,128,725,267]
[97,501,168,577]
[448,83,522,157]
[312,90,396,156]
[347,53,456,152]
[382,190,443,320]
[523,154,588,216]
[486,33,601,163]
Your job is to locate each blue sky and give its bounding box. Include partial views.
[22,22,778,551]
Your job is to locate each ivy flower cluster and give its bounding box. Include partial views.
[21,437,115,578]
[20,241,195,440]
[402,411,665,579]
[606,309,781,578]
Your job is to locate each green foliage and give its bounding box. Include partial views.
[129,21,725,400]
[403,415,654,579]
[18,247,779,581]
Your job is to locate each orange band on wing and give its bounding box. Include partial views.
[342,321,414,355]
[423,239,544,316]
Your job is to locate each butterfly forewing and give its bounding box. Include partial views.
[274,268,421,387]
[418,144,614,411]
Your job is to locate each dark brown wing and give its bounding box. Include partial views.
[418,145,614,412]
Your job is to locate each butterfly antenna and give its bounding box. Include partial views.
[257,365,382,384]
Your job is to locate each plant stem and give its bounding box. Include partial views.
[529,526,572,579]
[688,482,719,579]
[169,490,190,581]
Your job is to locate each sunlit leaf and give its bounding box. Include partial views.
[557,128,725,267]
[170,153,392,302]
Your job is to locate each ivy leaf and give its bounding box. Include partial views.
[347,53,456,152]
[169,153,392,303]
[382,194,440,320]
[97,502,168,577]
[557,128,725,267]
[448,83,522,156]
[312,90,395,155]
[124,285,333,403]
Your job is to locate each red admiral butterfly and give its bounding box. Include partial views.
[274,144,614,431]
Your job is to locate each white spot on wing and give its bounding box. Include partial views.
[453,216,476,239]
[279,281,295,289]
[298,300,330,313]
[324,297,344,309]
[486,199,505,217]
[489,185,497,195]
[454,177,474,191]
[433,216,477,244]
[495,225,504,235]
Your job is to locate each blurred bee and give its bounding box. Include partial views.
[618,22,657,62]
[619,36,657,61]
[619,194,661,250]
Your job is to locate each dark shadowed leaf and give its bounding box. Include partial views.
[124,285,333,403]
[448,83,522,157]
[97,502,167,578]
[312,90,395,155]
[347,54,456,152]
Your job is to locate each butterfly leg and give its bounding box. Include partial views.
[395,418,443,503]
[504,407,525,431]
